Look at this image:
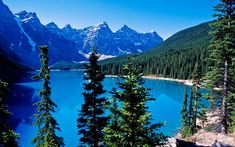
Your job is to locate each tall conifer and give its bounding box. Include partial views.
[191,64,202,134]
[32,46,64,147]
[181,88,190,138]
[183,64,203,136]
[77,48,108,146]
[110,57,166,146]
[205,0,235,134]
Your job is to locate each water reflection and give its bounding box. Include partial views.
[6,84,38,130]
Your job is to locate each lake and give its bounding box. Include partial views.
[7,71,188,147]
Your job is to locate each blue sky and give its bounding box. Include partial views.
[3,0,219,39]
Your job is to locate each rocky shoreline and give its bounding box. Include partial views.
[165,109,235,147]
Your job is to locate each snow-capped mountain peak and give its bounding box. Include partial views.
[95,21,108,28]
[116,24,138,36]
[63,24,73,30]
[46,21,163,56]
[46,22,59,29]
[15,11,40,24]
[88,21,112,33]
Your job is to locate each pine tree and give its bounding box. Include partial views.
[181,88,190,138]
[188,87,197,135]
[184,64,203,136]
[205,0,235,134]
[103,95,123,146]
[77,48,108,146]
[192,64,202,134]
[32,46,64,147]
[0,80,19,147]
[111,57,166,146]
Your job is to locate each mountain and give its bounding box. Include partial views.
[100,21,212,79]
[0,0,30,65]
[14,11,85,67]
[46,21,163,56]
[0,0,86,68]
[0,0,163,68]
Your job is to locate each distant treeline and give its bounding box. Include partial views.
[100,21,212,79]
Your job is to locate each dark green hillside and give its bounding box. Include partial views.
[100,21,212,79]
[50,61,85,70]
[0,50,31,82]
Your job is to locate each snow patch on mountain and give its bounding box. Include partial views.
[99,54,116,60]
[118,47,131,54]
[14,16,36,51]
[134,42,142,46]
[22,16,34,23]
[79,51,115,61]
[137,49,143,53]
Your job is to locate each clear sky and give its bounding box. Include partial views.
[3,0,219,40]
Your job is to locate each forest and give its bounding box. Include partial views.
[100,21,212,79]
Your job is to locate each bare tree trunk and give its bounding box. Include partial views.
[222,59,228,134]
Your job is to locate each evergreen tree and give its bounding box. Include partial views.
[188,89,195,134]
[181,88,190,138]
[191,64,202,134]
[32,46,64,147]
[0,80,19,147]
[184,64,203,136]
[205,0,235,134]
[103,95,123,146]
[77,48,108,146]
[111,57,166,146]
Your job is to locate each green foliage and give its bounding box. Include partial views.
[181,88,190,138]
[32,46,64,147]
[190,65,203,134]
[204,0,235,134]
[103,96,123,146]
[77,48,108,146]
[181,64,204,137]
[100,21,212,80]
[108,57,166,146]
[0,80,19,147]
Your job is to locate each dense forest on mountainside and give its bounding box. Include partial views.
[100,21,212,79]
[50,61,85,70]
[0,49,30,82]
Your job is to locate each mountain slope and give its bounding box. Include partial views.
[0,0,163,68]
[0,0,86,68]
[0,48,31,82]
[100,21,212,79]
[14,10,85,67]
[46,21,163,56]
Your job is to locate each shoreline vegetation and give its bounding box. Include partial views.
[105,75,193,86]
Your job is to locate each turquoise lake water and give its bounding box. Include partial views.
[7,71,188,147]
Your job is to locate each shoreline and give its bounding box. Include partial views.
[26,70,193,86]
[50,69,85,72]
[105,75,193,86]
